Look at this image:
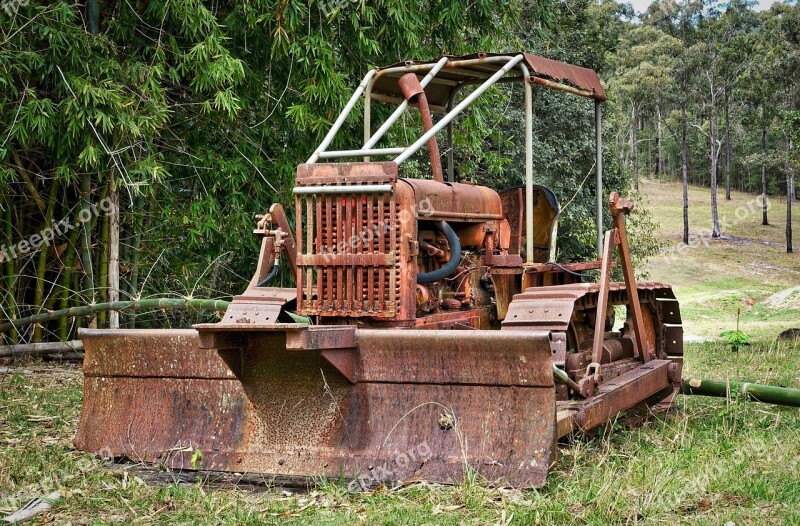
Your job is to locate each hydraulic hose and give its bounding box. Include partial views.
[257,256,280,287]
[417,221,461,284]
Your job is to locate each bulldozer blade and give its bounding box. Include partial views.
[75,327,557,488]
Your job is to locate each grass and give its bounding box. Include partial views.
[641,178,800,339]
[2,341,799,524]
[1,179,799,524]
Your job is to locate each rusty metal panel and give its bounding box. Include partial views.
[294,168,417,321]
[286,325,357,350]
[399,178,503,222]
[340,382,556,488]
[80,329,235,379]
[296,162,398,186]
[664,325,684,356]
[74,376,248,466]
[76,327,557,488]
[501,287,584,332]
[230,286,297,304]
[574,360,672,431]
[413,308,489,330]
[354,330,554,387]
[522,54,606,101]
[375,53,606,105]
[215,302,283,326]
[297,253,395,266]
[296,185,400,318]
[656,297,683,324]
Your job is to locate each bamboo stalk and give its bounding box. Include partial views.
[127,194,146,328]
[118,191,132,325]
[681,377,800,407]
[0,340,83,358]
[70,257,81,332]
[33,181,60,342]
[108,177,120,329]
[11,151,45,212]
[0,298,230,333]
[98,183,110,326]
[2,195,18,343]
[79,174,95,305]
[58,213,82,340]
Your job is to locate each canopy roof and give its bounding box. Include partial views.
[373,52,607,106]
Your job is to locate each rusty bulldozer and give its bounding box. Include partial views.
[75,53,693,488]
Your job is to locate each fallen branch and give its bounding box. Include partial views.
[43,351,85,361]
[0,298,230,334]
[0,340,83,358]
[3,491,60,523]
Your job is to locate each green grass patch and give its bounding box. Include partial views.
[642,179,800,339]
[2,340,800,524]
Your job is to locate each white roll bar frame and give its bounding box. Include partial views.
[303,54,605,260]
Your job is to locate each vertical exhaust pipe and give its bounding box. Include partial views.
[398,73,444,183]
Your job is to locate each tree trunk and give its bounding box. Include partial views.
[108,176,120,329]
[724,89,732,200]
[681,104,689,245]
[656,103,663,178]
[710,99,721,238]
[761,123,769,226]
[32,181,60,342]
[632,105,639,187]
[788,173,794,254]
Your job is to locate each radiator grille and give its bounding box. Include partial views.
[296,188,400,318]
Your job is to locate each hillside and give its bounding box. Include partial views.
[641,179,800,340]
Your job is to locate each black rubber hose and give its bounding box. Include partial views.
[257,257,280,287]
[544,261,596,281]
[417,221,461,284]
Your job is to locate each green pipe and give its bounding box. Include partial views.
[681,377,800,408]
[553,364,584,397]
[0,298,230,333]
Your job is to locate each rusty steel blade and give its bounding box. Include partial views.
[75,327,557,488]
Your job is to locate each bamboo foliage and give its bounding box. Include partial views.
[0,0,532,343]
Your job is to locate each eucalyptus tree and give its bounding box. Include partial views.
[738,3,799,227]
[691,0,755,238]
[641,0,703,244]
[779,111,798,253]
[768,1,800,253]
[716,0,759,200]
[609,24,682,188]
